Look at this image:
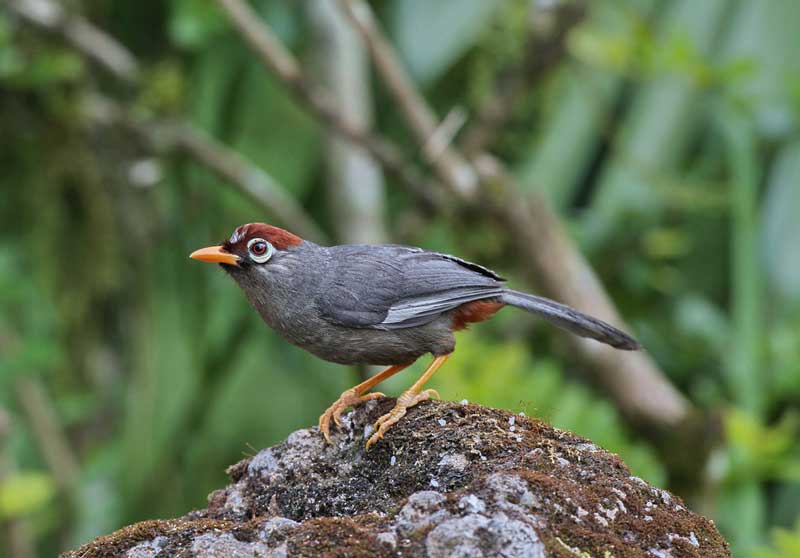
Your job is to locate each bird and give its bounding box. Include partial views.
[190,223,639,449]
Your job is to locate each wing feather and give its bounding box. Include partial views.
[317,245,503,329]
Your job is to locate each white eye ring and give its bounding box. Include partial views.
[247,238,275,263]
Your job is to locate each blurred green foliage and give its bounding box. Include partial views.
[1,1,799,557]
[0,472,54,520]
[756,519,800,558]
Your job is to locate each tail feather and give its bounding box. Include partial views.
[500,289,640,351]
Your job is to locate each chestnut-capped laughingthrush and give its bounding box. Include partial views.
[191,223,639,449]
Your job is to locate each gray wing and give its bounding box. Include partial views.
[317,245,505,330]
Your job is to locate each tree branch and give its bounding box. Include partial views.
[337,0,478,199]
[475,157,691,429]
[175,123,327,241]
[307,0,388,245]
[8,0,139,83]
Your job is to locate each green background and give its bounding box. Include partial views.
[1,1,799,556]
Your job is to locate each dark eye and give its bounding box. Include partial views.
[247,238,274,263]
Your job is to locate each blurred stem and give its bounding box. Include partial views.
[719,106,764,415]
[174,123,327,242]
[338,0,478,199]
[307,0,387,245]
[7,0,139,83]
[14,378,81,503]
[0,408,35,558]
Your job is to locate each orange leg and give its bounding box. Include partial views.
[319,363,411,443]
[365,354,451,450]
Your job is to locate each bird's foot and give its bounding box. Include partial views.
[365,388,439,450]
[319,388,385,443]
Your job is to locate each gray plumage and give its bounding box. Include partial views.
[498,290,639,350]
[221,237,639,366]
[317,244,505,330]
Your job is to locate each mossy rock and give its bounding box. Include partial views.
[62,400,729,558]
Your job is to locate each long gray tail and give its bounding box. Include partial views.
[500,289,640,350]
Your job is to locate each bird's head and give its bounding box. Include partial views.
[190,223,311,318]
[189,222,304,271]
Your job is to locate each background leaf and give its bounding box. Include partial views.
[761,141,800,307]
[389,0,499,84]
[0,472,55,519]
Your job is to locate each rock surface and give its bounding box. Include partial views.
[62,399,730,557]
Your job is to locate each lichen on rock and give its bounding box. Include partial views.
[61,399,730,557]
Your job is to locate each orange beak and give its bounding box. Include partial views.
[189,245,240,266]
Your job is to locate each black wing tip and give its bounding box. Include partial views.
[437,253,506,282]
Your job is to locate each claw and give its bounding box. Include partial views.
[419,388,440,400]
[365,389,436,450]
[319,389,386,444]
[334,391,383,427]
[319,411,334,443]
